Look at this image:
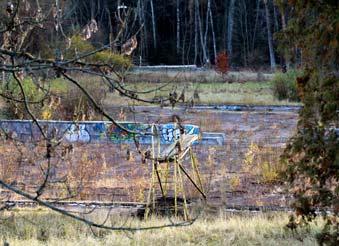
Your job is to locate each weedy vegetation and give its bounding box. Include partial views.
[0,209,324,246]
[272,70,302,102]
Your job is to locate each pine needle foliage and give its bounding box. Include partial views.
[275,0,339,244]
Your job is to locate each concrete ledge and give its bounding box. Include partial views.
[201,132,225,145]
[200,137,224,146]
[0,120,198,145]
[0,120,224,146]
[132,65,199,72]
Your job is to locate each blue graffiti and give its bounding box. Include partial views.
[0,120,200,145]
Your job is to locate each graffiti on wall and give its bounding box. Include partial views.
[161,126,180,143]
[159,124,200,144]
[0,120,200,145]
[65,124,91,143]
[107,123,135,142]
[105,123,150,143]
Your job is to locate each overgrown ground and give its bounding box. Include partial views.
[105,80,297,106]
[0,108,298,205]
[53,75,298,106]
[0,71,300,118]
[0,209,323,246]
[111,69,300,106]
[0,70,309,245]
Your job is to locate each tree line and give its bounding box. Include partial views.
[70,0,288,69]
[1,0,294,69]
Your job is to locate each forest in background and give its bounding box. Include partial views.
[0,0,337,244]
[1,0,294,69]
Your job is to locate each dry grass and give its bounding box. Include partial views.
[41,72,299,106]
[127,69,275,83]
[105,80,300,106]
[243,143,285,184]
[0,209,323,246]
[0,72,299,117]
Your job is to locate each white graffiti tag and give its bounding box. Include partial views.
[65,124,90,143]
[161,126,180,143]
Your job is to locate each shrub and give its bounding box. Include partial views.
[215,51,229,76]
[1,77,46,119]
[1,75,108,120]
[243,143,283,184]
[51,76,109,121]
[65,35,131,70]
[92,50,131,70]
[65,35,94,59]
[272,70,302,101]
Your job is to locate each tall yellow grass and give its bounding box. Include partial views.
[1,209,323,246]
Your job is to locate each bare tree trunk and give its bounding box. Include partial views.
[204,0,211,47]
[150,0,157,48]
[209,6,217,62]
[194,3,198,64]
[55,0,62,56]
[142,0,149,60]
[264,0,276,71]
[239,2,247,67]
[223,1,228,50]
[242,0,250,67]
[227,0,235,62]
[251,0,260,51]
[176,0,180,54]
[137,0,145,64]
[195,0,208,64]
[273,3,280,32]
[280,10,290,69]
[182,26,187,64]
[104,1,113,51]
